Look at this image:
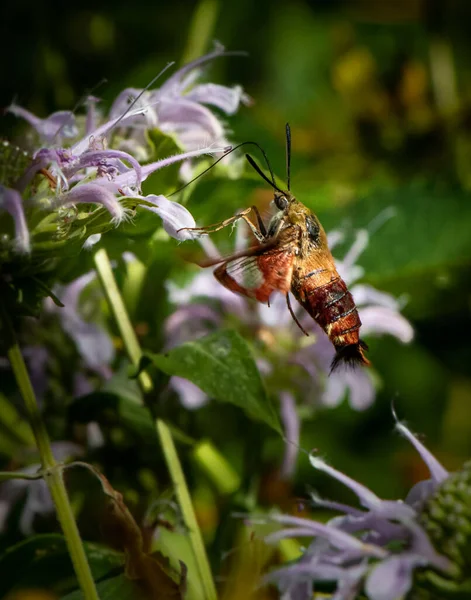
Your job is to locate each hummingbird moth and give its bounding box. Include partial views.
[183,125,370,372]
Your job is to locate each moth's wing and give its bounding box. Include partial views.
[214,246,295,303]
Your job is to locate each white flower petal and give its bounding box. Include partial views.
[359,306,414,343]
[144,194,196,240]
[0,185,30,253]
[321,375,347,408]
[365,555,420,600]
[351,284,400,310]
[186,83,247,115]
[342,368,376,411]
[171,376,208,409]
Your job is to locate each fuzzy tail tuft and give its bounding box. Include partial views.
[330,340,370,374]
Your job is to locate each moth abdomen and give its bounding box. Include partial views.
[293,271,370,370]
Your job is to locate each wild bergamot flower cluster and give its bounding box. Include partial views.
[0,46,249,306]
[262,420,471,599]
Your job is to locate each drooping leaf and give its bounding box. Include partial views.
[85,466,186,599]
[148,329,281,433]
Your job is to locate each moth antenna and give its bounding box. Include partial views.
[285,122,292,191]
[108,61,175,135]
[169,141,279,197]
[245,154,284,193]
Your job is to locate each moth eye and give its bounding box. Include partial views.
[306,215,320,243]
[275,195,288,210]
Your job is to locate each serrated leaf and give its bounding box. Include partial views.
[148,330,281,433]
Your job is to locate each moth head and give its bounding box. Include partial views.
[274,191,292,211]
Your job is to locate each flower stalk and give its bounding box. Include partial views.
[93,247,217,600]
[0,303,99,600]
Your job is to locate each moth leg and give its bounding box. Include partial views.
[178,206,265,239]
[250,205,267,237]
[286,293,309,336]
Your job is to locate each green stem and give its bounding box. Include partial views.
[1,306,99,600]
[93,247,152,393]
[181,0,220,64]
[157,420,218,600]
[93,247,217,600]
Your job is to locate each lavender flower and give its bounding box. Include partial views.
[108,44,250,156]
[2,48,246,257]
[0,185,30,253]
[263,421,469,600]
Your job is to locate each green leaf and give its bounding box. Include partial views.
[0,534,123,597]
[143,129,185,195]
[61,573,147,600]
[148,330,281,433]
[69,368,158,443]
[0,392,35,449]
[317,181,471,318]
[69,390,157,444]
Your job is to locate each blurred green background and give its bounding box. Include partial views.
[1,0,471,594]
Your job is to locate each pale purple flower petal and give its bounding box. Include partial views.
[85,96,101,135]
[63,149,142,189]
[165,304,220,348]
[8,104,78,143]
[0,442,82,535]
[257,293,294,329]
[309,455,385,512]
[171,376,208,409]
[158,44,243,97]
[266,425,454,598]
[185,83,250,115]
[365,555,423,600]
[58,182,129,225]
[405,479,437,511]
[267,514,387,558]
[95,145,230,193]
[395,421,448,484]
[157,98,225,144]
[72,103,154,156]
[143,194,197,240]
[327,230,344,249]
[280,391,300,478]
[322,369,375,411]
[56,272,115,369]
[167,269,247,317]
[351,284,400,310]
[321,374,347,408]
[0,185,30,253]
[108,88,157,129]
[359,306,414,343]
[22,345,49,402]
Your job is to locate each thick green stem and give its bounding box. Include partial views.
[93,247,217,600]
[1,306,99,600]
[157,420,218,600]
[94,248,153,393]
[181,0,220,64]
